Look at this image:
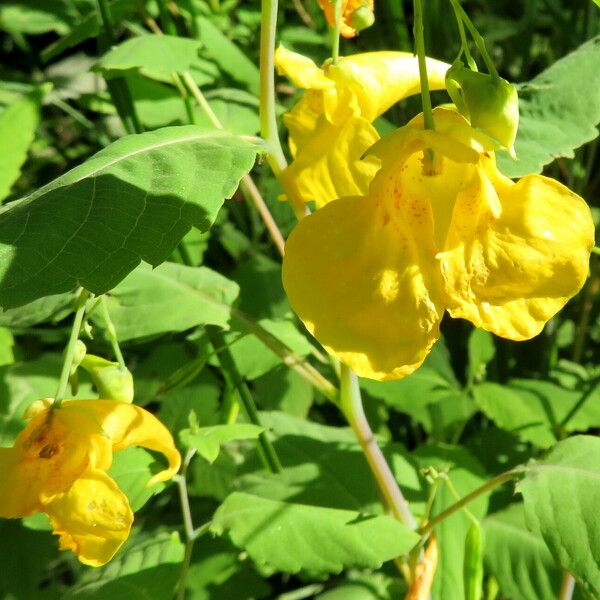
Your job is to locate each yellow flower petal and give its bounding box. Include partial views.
[283,187,445,381]
[317,0,375,38]
[45,469,133,567]
[0,410,91,517]
[275,46,333,90]
[441,169,595,339]
[57,400,181,484]
[325,52,449,123]
[283,115,380,208]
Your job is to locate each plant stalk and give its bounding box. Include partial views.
[53,289,91,408]
[100,295,126,370]
[339,365,417,528]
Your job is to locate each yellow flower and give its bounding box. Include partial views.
[0,398,181,566]
[317,0,374,38]
[276,46,449,208]
[282,108,594,381]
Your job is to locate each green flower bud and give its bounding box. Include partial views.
[446,61,519,157]
[80,354,134,403]
[350,4,375,33]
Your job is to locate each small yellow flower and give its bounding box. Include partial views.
[276,46,449,208]
[282,108,594,381]
[0,398,181,566]
[317,0,374,38]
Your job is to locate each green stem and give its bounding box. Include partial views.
[448,0,499,78]
[53,289,91,408]
[420,470,517,537]
[100,295,126,370]
[413,0,435,132]
[232,309,338,402]
[451,1,476,70]
[331,0,342,63]
[207,327,283,474]
[155,0,177,35]
[259,0,288,173]
[339,365,417,528]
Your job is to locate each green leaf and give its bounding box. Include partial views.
[195,16,260,95]
[94,35,202,78]
[467,328,495,385]
[66,532,184,599]
[473,380,600,448]
[237,412,422,516]
[40,0,140,63]
[211,492,420,575]
[0,127,258,309]
[0,0,77,35]
[483,503,562,600]
[497,35,600,177]
[253,365,314,418]
[0,91,42,201]
[180,423,265,463]
[517,435,600,598]
[0,292,75,327]
[92,262,239,341]
[108,446,166,512]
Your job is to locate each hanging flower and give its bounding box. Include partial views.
[0,398,181,566]
[282,108,594,381]
[276,46,450,208]
[317,0,375,38]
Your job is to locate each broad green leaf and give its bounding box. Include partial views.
[109,446,166,512]
[517,435,600,598]
[195,16,260,95]
[40,0,140,63]
[237,412,422,516]
[483,503,562,600]
[188,448,237,501]
[467,328,495,384]
[92,262,239,341]
[0,328,14,366]
[497,35,600,177]
[0,0,76,35]
[94,35,202,78]
[0,91,42,201]
[414,445,488,600]
[65,532,184,599]
[211,492,420,575]
[0,127,258,309]
[0,292,75,327]
[473,380,600,448]
[180,423,265,463]
[317,572,404,599]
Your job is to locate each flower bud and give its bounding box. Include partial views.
[80,354,134,403]
[446,62,519,157]
[350,4,375,33]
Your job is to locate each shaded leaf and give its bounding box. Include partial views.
[0,127,257,308]
[211,492,420,575]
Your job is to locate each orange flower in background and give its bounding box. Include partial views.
[317,0,375,38]
[0,398,181,566]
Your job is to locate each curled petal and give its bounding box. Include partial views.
[57,400,181,484]
[283,192,444,381]
[283,115,380,208]
[441,170,595,339]
[275,46,333,90]
[45,469,133,567]
[326,53,449,123]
